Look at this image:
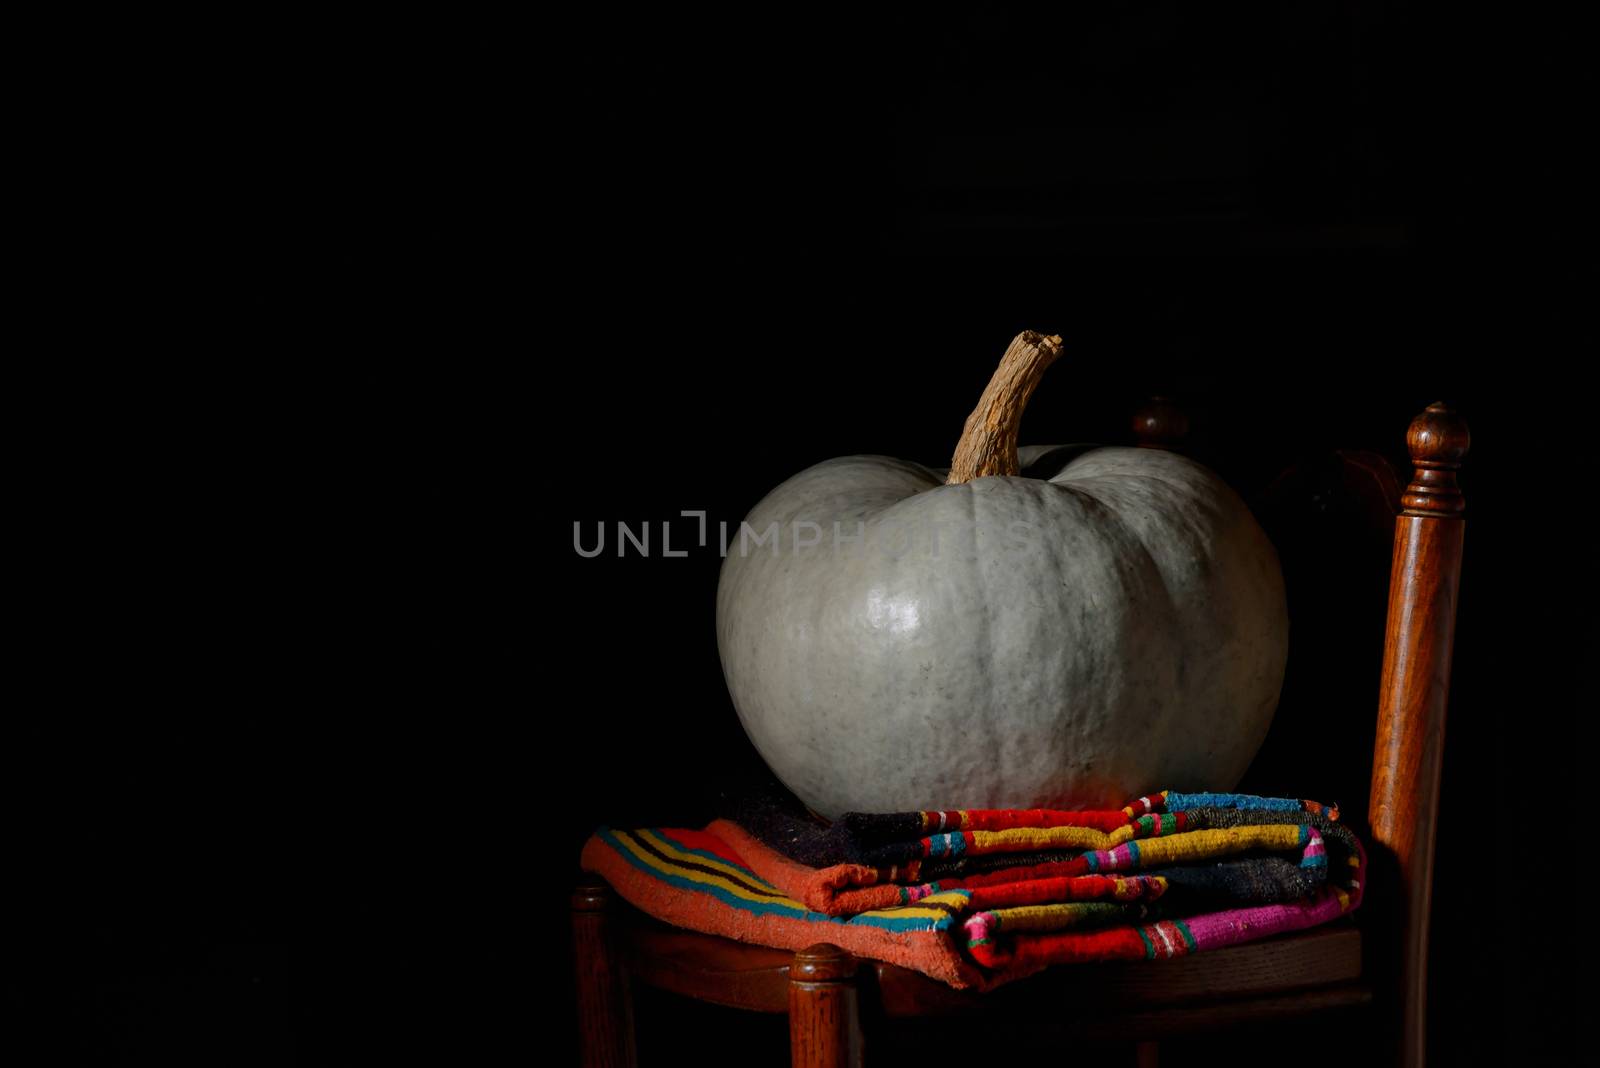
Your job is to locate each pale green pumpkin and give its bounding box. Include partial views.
[716,333,1288,819]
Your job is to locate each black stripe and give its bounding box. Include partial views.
[619,830,790,901]
[622,829,970,922]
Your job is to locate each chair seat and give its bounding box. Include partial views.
[612,889,1370,1037]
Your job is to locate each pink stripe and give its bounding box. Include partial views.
[1180,888,1349,951]
[964,911,999,943]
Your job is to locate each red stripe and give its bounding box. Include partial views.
[951,809,1133,832]
[1005,927,1149,968]
[653,827,750,868]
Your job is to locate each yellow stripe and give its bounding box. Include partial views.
[856,890,972,922]
[1116,824,1306,866]
[985,902,1125,932]
[855,907,963,923]
[616,833,973,924]
[968,825,1124,852]
[611,832,805,910]
[635,829,780,888]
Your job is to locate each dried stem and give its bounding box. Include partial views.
[946,331,1063,485]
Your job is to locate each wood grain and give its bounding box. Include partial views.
[621,919,794,1012]
[1367,401,1468,1068]
[1396,403,1469,517]
[572,877,637,1068]
[868,986,1372,1045]
[788,944,863,1068]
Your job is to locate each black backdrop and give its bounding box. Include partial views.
[31,9,1590,1065]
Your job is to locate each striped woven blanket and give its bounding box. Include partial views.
[579,790,1364,990]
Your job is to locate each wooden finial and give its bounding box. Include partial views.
[790,943,858,982]
[571,876,614,912]
[1399,402,1469,517]
[1132,396,1190,450]
[789,943,862,1065]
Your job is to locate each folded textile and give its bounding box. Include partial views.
[733,789,1340,866]
[726,790,1357,916]
[579,790,1364,990]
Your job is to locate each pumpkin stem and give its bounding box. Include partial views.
[946,331,1063,484]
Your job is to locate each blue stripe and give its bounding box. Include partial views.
[647,829,784,892]
[596,829,952,933]
[1165,791,1304,812]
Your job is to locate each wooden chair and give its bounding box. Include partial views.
[572,401,1468,1068]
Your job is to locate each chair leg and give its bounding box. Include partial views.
[572,876,637,1068]
[788,944,862,1068]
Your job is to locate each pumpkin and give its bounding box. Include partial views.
[716,332,1288,820]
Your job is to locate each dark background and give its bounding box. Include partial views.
[32,8,1589,1064]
